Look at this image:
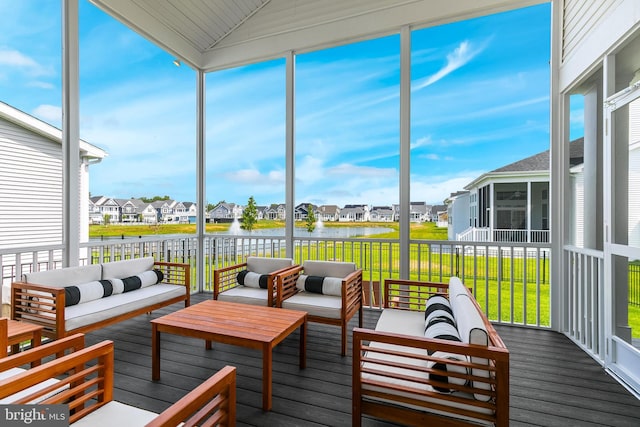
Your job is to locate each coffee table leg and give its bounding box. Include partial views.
[30,330,42,367]
[299,321,307,369]
[263,344,272,411]
[152,323,160,380]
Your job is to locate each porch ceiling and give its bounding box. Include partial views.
[90,0,546,72]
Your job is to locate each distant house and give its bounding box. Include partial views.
[209,202,242,222]
[294,203,316,220]
[317,205,340,222]
[444,191,469,240]
[264,204,286,220]
[370,206,394,222]
[0,101,106,249]
[339,204,370,222]
[429,204,447,223]
[452,141,585,243]
[255,206,267,220]
[410,202,429,222]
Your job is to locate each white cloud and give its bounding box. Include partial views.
[224,168,284,185]
[413,40,488,91]
[27,81,55,90]
[411,136,433,149]
[421,153,440,160]
[0,48,52,76]
[32,104,61,125]
[327,163,396,178]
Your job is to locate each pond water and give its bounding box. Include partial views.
[90,224,393,240]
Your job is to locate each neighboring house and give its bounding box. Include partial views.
[89,197,103,224]
[339,204,370,222]
[429,204,447,223]
[369,206,394,222]
[317,205,340,222]
[454,139,583,243]
[94,197,122,224]
[444,191,469,240]
[118,198,140,223]
[264,204,286,220]
[0,101,106,250]
[255,206,267,220]
[294,203,316,220]
[410,202,429,222]
[152,200,175,223]
[209,202,241,221]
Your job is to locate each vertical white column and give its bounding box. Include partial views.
[62,0,80,267]
[549,0,566,332]
[196,69,206,292]
[583,83,603,250]
[399,26,411,278]
[285,51,295,258]
[527,181,531,242]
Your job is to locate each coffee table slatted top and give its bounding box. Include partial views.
[151,300,306,346]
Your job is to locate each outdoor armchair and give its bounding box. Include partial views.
[275,260,363,356]
[213,256,295,306]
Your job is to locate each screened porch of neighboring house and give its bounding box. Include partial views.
[2,0,640,426]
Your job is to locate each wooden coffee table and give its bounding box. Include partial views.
[151,299,307,411]
[2,318,43,358]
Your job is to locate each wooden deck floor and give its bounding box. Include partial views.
[83,293,640,426]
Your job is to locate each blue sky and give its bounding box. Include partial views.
[0,1,560,208]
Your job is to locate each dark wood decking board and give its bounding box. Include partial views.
[83,293,640,427]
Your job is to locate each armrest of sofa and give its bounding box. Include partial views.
[342,269,363,316]
[11,282,66,339]
[145,365,236,427]
[213,262,248,299]
[0,333,85,373]
[274,265,304,307]
[383,279,449,310]
[353,327,509,426]
[0,340,114,422]
[154,261,191,306]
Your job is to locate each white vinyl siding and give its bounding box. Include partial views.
[562,0,621,61]
[0,117,63,249]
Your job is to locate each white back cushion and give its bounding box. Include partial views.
[302,260,356,278]
[246,257,293,274]
[23,264,102,288]
[101,257,155,279]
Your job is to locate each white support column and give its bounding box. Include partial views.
[583,83,604,250]
[285,51,295,258]
[62,0,80,267]
[549,0,566,332]
[196,69,206,292]
[399,26,411,279]
[527,181,532,242]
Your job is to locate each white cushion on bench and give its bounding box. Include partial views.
[23,264,102,287]
[281,292,342,319]
[375,308,425,337]
[72,401,158,427]
[218,286,269,305]
[65,284,185,331]
[0,368,66,404]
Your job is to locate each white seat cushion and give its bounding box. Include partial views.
[65,284,185,331]
[281,292,342,319]
[218,286,269,306]
[0,368,67,404]
[375,309,424,337]
[72,401,158,427]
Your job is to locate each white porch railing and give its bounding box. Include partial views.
[563,245,606,364]
[456,227,490,242]
[1,235,552,329]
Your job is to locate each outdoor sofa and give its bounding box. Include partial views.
[352,276,509,426]
[11,257,190,339]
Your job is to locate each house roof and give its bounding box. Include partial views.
[0,101,107,160]
[90,0,544,72]
[465,138,584,189]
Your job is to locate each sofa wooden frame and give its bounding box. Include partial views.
[11,261,191,340]
[352,278,510,427]
[0,337,236,426]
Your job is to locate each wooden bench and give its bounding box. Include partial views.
[11,257,190,339]
[0,338,236,426]
[352,277,509,426]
